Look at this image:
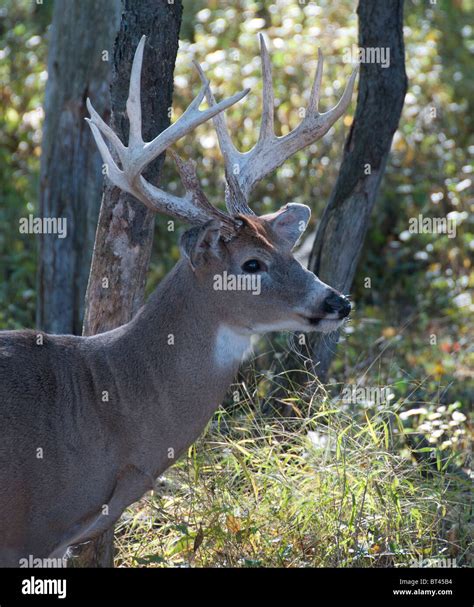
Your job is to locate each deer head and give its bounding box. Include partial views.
[87,35,358,336]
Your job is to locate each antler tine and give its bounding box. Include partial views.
[86,98,126,164]
[87,35,250,230]
[307,48,324,115]
[126,35,145,147]
[86,119,129,192]
[320,64,359,124]
[257,33,275,144]
[192,60,239,172]
[194,60,255,217]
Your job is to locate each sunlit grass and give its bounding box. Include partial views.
[114,378,472,568]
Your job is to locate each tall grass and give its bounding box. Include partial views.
[114,377,472,568]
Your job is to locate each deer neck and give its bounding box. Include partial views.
[102,260,250,472]
[136,259,251,372]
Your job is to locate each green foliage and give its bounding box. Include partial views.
[0,0,51,327]
[114,379,472,567]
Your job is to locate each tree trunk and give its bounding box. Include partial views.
[68,0,183,567]
[307,0,408,381]
[37,0,121,334]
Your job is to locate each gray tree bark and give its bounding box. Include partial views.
[37,0,121,334]
[307,0,408,380]
[68,0,183,568]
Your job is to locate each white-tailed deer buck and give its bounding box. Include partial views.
[0,35,357,566]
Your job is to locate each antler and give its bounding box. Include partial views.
[87,34,357,232]
[196,34,358,215]
[86,35,249,230]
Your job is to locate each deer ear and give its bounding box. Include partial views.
[180,220,223,270]
[262,203,311,249]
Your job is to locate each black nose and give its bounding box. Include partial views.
[323,292,351,318]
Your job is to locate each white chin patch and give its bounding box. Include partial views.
[251,318,343,334]
[315,319,344,334]
[251,320,307,333]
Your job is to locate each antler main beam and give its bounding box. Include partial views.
[86,35,249,228]
[197,34,358,215]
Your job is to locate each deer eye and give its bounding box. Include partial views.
[242,259,265,273]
